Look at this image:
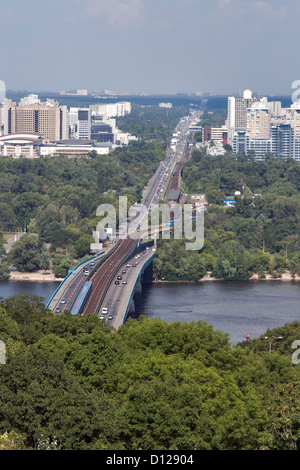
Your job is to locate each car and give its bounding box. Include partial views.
[84,270,89,276]
[132,263,137,267]
[122,270,126,274]
[102,308,108,315]
[117,275,122,280]
[115,280,120,285]
[99,315,105,320]
[126,264,131,268]
[60,299,66,304]
[122,280,127,284]
[108,314,113,320]
[55,308,61,313]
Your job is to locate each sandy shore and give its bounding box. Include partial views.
[249,272,300,281]
[8,271,64,282]
[8,270,300,283]
[156,271,300,283]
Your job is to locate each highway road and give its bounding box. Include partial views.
[99,242,155,329]
[48,110,201,317]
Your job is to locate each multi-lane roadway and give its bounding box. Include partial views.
[48,111,200,321]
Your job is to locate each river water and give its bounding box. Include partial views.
[132,280,300,345]
[0,280,299,345]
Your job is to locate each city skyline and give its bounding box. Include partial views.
[1,0,300,96]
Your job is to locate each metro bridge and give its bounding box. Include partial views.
[46,113,199,328]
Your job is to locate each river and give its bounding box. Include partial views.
[131,280,300,345]
[0,280,299,345]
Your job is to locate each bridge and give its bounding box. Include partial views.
[46,111,201,328]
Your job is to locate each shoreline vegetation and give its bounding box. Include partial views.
[155,270,300,283]
[6,269,300,283]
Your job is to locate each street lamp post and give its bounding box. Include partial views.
[264,336,283,354]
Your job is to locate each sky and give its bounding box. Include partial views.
[1,0,300,96]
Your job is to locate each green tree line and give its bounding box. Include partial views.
[0,293,299,450]
[153,151,300,281]
[0,140,165,278]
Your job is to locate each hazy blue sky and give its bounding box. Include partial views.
[1,0,300,95]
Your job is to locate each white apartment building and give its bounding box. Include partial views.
[90,101,131,120]
[227,89,259,131]
[247,102,271,139]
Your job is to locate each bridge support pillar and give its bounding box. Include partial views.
[134,279,142,294]
[128,298,135,314]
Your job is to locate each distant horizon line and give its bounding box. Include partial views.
[4,88,294,97]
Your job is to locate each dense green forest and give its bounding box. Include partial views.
[153,150,300,282]
[0,293,299,450]
[116,104,187,142]
[0,139,165,278]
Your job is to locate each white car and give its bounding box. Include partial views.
[102,307,108,315]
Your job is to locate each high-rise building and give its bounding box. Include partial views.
[232,129,250,154]
[271,124,294,160]
[247,102,271,139]
[249,138,272,160]
[294,137,300,162]
[3,97,68,141]
[68,107,91,140]
[289,101,300,136]
[77,108,91,140]
[227,89,259,131]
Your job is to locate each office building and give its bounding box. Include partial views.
[3,97,68,141]
[203,125,228,145]
[77,108,91,140]
[91,117,115,143]
[39,139,112,157]
[68,107,91,140]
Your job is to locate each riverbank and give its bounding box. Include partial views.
[7,270,300,284]
[154,271,300,283]
[8,270,64,282]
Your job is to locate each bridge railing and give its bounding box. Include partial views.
[45,250,107,309]
[121,250,155,325]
